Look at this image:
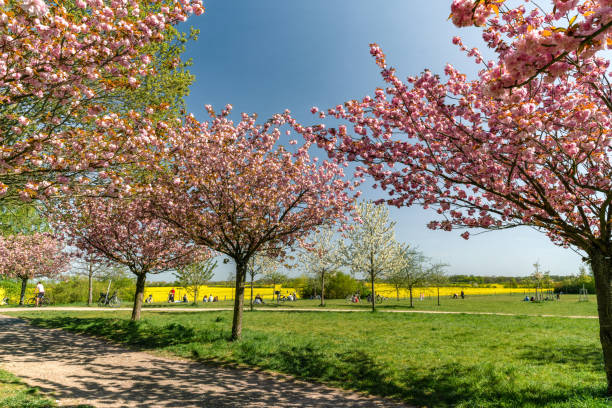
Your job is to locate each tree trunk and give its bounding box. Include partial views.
[395,285,399,301]
[231,261,247,341]
[589,249,612,394]
[409,286,413,308]
[194,286,199,305]
[250,275,254,312]
[370,274,375,312]
[320,271,325,307]
[88,267,93,306]
[19,277,27,305]
[131,273,147,321]
[437,287,440,306]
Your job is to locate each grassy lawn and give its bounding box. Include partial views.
[257,294,599,316]
[0,368,56,408]
[6,309,610,407]
[0,294,599,318]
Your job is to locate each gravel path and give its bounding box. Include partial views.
[0,315,408,408]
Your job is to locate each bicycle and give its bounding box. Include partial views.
[25,294,53,306]
[97,291,121,307]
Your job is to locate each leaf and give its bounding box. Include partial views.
[448,13,453,20]
[541,30,552,37]
[569,15,577,26]
[607,37,612,46]
[490,4,499,17]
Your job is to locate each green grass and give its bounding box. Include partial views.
[258,294,599,316]
[0,368,56,408]
[8,309,610,407]
[0,294,599,318]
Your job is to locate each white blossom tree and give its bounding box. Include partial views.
[341,202,403,311]
[299,225,344,307]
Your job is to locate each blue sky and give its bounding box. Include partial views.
[153,0,583,281]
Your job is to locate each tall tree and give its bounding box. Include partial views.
[340,202,403,312]
[148,107,355,340]
[0,233,69,304]
[72,254,106,306]
[174,257,217,305]
[299,225,344,307]
[53,197,201,320]
[387,246,430,307]
[297,0,612,392]
[427,263,449,307]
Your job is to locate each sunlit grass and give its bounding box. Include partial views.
[0,368,56,408]
[9,308,610,407]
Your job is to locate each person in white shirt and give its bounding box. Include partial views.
[35,282,45,307]
[208,294,213,303]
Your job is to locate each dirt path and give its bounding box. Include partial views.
[0,305,599,319]
[0,315,408,408]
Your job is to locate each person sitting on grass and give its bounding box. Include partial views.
[145,294,153,304]
[182,294,188,303]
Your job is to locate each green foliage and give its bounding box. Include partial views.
[300,272,363,299]
[555,266,595,294]
[13,310,609,407]
[45,275,136,304]
[0,203,48,236]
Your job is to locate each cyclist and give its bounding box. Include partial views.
[35,281,45,307]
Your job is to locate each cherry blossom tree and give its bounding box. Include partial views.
[340,202,403,312]
[298,225,344,307]
[0,0,204,200]
[53,197,201,320]
[0,233,69,304]
[296,0,612,393]
[147,107,356,340]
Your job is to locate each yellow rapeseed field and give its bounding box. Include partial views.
[143,285,298,303]
[374,283,552,298]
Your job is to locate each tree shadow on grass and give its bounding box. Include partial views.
[20,315,609,408]
[518,343,604,369]
[398,363,608,408]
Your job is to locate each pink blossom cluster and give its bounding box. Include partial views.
[53,197,204,275]
[146,107,357,263]
[0,0,204,199]
[0,233,69,280]
[450,0,612,90]
[298,37,612,248]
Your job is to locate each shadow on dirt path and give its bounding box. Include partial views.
[0,315,408,407]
